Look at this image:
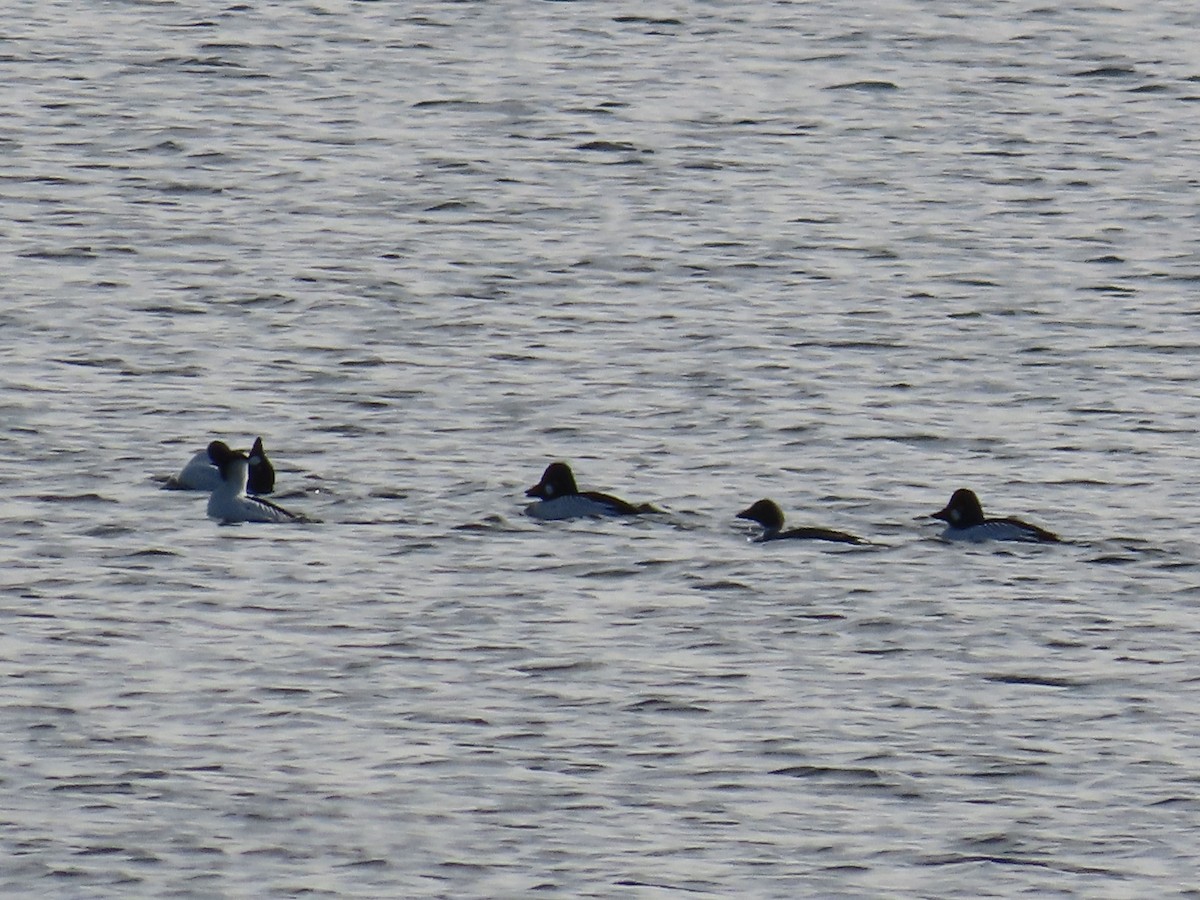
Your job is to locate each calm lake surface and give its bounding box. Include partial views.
[3,1,1200,896]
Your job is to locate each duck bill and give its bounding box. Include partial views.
[525,484,545,498]
[930,506,951,522]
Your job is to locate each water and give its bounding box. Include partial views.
[3,1,1200,896]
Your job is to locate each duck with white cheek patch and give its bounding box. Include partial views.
[524,462,656,521]
[167,436,275,494]
[206,441,307,524]
[931,488,1059,543]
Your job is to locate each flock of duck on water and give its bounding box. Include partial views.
[165,437,1062,545]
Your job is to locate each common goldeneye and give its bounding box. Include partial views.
[524,462,654,520]
[167,436,275,494]
[736,498,866,544]
[206,441,304,524]
[931,488,1059,543]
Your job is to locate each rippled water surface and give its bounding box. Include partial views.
[4,1,1200,896]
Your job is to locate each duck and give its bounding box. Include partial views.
[206,441,304,524]
[931,488,1059,543]
[524,462,654,520]
[167,436,275,494]
[736,498,866,544]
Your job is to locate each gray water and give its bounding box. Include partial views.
[3,1,1200,897]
